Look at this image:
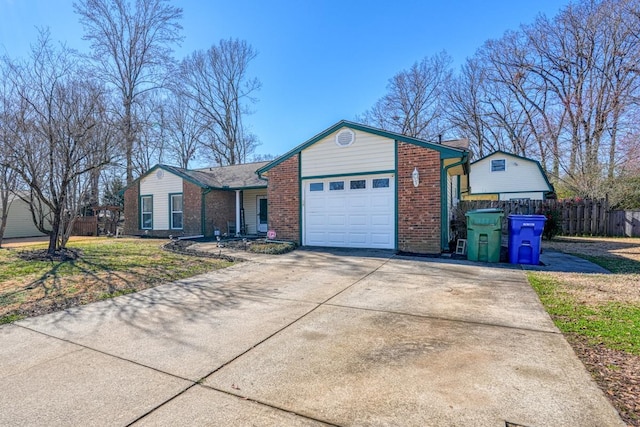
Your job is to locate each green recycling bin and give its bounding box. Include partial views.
[465,208,504,263]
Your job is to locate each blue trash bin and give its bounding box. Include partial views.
[508,214,547,265]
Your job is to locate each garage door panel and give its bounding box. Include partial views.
[328,215,346,226]
[371,194,392,208]
[371,214,392,226]
[304,174,395,249]
[327,197,347,209]
[349,214,367,226]
[307,198,326,210]
[306,214,326,227]
[371,233,392,245]
[348,195,368,208]
[306,233,326,245]
[327,232,347,245]
[349,233,368,244]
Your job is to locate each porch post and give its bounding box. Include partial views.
[235,190,241,236]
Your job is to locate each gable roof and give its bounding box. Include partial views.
[257,120,468,176]
[471,150,554,192]
[125,161,269,193]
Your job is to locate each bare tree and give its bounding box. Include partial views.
[132,92,167,175]
[3,33,114,254]
[74,0,183,184]
[445,0,640,201]
[445,59,492,159]
[163,93,205,168]
[360,51,452,140]
[0,67,19,247]
[179,38,261,165]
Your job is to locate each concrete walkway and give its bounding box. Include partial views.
[0,248,623,426]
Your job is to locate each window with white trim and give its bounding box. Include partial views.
[170,193,183,229]
[141,196,153,229]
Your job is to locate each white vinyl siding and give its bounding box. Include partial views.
[300,129,394,177]
[242,189,267,234]
[1,197,46,239]
[470,154,550,197]
[140,170,182,230]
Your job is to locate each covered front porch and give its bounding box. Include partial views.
[227,188,268,237]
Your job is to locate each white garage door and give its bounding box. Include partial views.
[303,174,395,249]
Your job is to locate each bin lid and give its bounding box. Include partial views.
[507,214,547,220]
[466,208,504,215]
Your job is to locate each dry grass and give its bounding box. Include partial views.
[534,236,640,425]
[0,238,232,322]
[542,236,640,305]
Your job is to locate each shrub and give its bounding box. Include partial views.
[540,206,562,240]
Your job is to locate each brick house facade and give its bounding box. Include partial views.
[123,122,467,255]
[258,121,468,255]
[396,142,442,254]
[266,155,300,243]
[123,162,268,239]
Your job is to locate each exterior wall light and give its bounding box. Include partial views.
[412,167,420,187]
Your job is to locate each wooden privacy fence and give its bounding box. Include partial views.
[71,216,98,236]
[608,210,640,237]
[458,199,640,238]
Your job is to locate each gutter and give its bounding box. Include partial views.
[440,152,469,251]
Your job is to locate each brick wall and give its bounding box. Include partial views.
[182,181,203,236]
[397,142,442,254]
[267,155,300,243]
[123,184,139,235]
[204,189,236,237]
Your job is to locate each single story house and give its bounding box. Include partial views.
[462,150,554,201]
[123,162,269,238]
[123,120,469,254]
[0,193,47,239]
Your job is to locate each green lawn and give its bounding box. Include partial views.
[0,238,232,323]
[528,272,640,355]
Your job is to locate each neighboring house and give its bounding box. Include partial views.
[123,162,269,238]
[257,120,469,254]
[462,151,554,201]
[0,193,46,239]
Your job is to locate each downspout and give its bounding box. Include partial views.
[440,152,469,251]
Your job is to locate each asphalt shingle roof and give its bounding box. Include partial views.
[162,162,268,190]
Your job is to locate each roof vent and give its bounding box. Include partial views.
[335,129,355,147]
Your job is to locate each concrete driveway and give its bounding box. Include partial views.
[0,249,623,426]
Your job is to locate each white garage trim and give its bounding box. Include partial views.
[302,173,395,249]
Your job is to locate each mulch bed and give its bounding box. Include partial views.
[162,239,237,262]
[567,334,640,426]
[17,248,82,262]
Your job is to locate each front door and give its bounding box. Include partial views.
[257,196,268,233]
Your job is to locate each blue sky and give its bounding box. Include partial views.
[0,0,571,160]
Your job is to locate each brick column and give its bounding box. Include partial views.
[397,142,442,254]
[267,155,300,243]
